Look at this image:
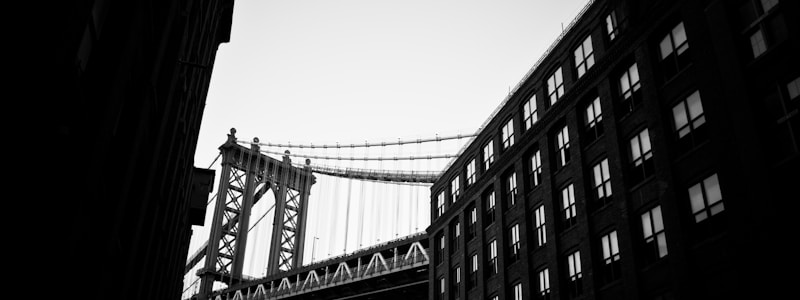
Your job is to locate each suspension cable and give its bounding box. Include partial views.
[237,133,477,149]
[258,149,458,161]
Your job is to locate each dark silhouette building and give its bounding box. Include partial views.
[427,0,798,299]
[42,0,234,299]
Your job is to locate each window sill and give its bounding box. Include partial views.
[582,133,605,151]
[627,175,656,193]
[659,62,693,89]
[590,201,613,216]
[672,138,710,164]
[526,184,542,198]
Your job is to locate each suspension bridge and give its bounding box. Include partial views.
[182,128,473,300]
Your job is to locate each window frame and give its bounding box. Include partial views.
[502,118,515,150]
[591,158,613,209]
[584,96,604,142]
[561,184,577,229]
[574,35,595,79]
[547,67,565,106]
[555,125,571,168]
[641,205,668,263]
[524,94,539,131]
[534,205,547,247]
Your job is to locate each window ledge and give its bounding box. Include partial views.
[628,175,656,193]
[582,134,605,151]
[672,138,711,164]
[659,63,693,89]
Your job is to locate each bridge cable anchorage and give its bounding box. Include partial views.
[236,133,476,149]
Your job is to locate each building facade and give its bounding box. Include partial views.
[427,0,799,299]
[44,0,233,299]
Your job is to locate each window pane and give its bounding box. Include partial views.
[672,22,687,50]
[602,235,611,258]
[704,174,722,205]
[630,136,641,159]
[686,91,703,120]
[688,183,705,214]
[653,206,664,232]
[630,64,640,85]
[610,231,619,254]
[788,77,800,99]
[673,103,689,129]
[641,211,653,238]
[584,36,593,54]
[641,129,652,154]
[620,72,630,92]
[657,234,668,257]
[750,30,767,57]
[761,0,778,12]
[659,36,673,59]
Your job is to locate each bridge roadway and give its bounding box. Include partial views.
[199,232,429,300]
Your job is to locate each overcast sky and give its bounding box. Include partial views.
[185,0,591,288]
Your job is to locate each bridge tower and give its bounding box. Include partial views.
[197,128,315,299]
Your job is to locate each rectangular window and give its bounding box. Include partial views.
[739,0,787,60]
[534,205,547,247]
[642,206,668,263]
[556,125,571,168]
[672,90,707,151]
[606,11,619,41]
[508,224,521,263]
[485,191,496,227]
[584,97,604,142]
[451,267,461,300]
[561,184,577,229]
[451,176,461,203]
[566,251,583,298]
[630,128,654,184]
[502,119,515,150]
[487,240,498,276]
[468,206,477,240]
[788,77,800,100]
[689,173,724,223]
[600,231,621,284]
[451,221,461,254]
[469,254,478,289]
[436,232,446,265]
[538,268,551,300]
[574,36,595,78]
[659,21,690,79]
[618,63,642,115]
[506,172,518,208]
[466,159,476,186]
[513,283,523,300]
[592,158,613,209]
[483,140,495,171]
[437,192,445,217]
[524,95,539,131]
[547,67,565,105]
[529,150,543,188]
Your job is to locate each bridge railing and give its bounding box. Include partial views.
[206,238,429,300]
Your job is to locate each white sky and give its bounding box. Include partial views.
[185,0,590,290]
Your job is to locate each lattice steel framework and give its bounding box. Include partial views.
[197,129,315,300]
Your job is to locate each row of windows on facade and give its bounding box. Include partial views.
[436,170,723,300]
[436,0,793,219]
[436,17,695,217]
[436,84,709,219]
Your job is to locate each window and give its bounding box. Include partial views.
[437,192,445,217]
[524,95,539,131]
[512,282,523,300]
[469,253,478,289]
[436,232,446,265]
[538,268,551,300]
[547,67,565,105]
[508,224,521,263]
[606,11,619,41]
[451,267,461,300]
[505,172,518,208]
[672,90,707,151]
[689,173,724,223]
[566,251,583,298]
[738,0,787,60]
[502,119,515,150]
[618,63,642,116]
[642,206,668,264]
[451,176,461,203]
[466,159,476,186]
[483,140,495,171]
[467,205,477,240]
[555,125,571,168]
[561,184,577,229]
[592,158,613,209]
[658,22,690,80]
[574,36,595,78]
[451,221,461,254]
[600,231,621,284]
[487,240,498,276]
[438,276,446,300]
[490,296,498,300]
[584,97,604,142]
[630,128,654,185]
[534,205,547,247]
[529,150,543,188]
[763,76,799,163]
[485,191,496,227]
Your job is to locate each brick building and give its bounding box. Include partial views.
[427,0,799,299]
